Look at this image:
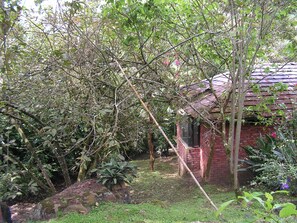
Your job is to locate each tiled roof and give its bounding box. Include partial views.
[183,62,297,119]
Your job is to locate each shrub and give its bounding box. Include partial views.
[255,160,297,192]
[0,170,39,201]
[244,134,277,172]
[96,155,137,190]
[244,111,297,194]
[217,191,297,222]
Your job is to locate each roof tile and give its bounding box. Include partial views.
[183,62,297,119]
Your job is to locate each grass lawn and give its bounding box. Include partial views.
[36,155,253,223]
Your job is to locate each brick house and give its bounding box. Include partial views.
[177,63,297,185]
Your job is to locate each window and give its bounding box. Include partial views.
[180,117,200,147]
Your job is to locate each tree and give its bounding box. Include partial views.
[1,0,62,194]
[1,0,176,192]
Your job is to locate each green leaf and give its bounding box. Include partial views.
[279,203,297,218]
[216,200,235,217]
[90,168,98,173]
[52,49,63,58]
[264,67,270,73]
[265,200,273,211]
[265,192,273,202]
[271,191,289,195]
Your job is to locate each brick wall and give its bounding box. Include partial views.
[205,124,273,185]
[187,148,201,179]
[176,123,201,179]
[177,122,274,185]
[206,131,231,185]
[199,124,212,178]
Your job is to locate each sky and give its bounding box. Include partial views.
[21,0,59,10]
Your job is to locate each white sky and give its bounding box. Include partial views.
[21,0,59,10]
[20,0,103,12]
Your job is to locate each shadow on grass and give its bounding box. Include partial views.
[130,156,234,205]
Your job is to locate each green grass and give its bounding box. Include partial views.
[41,200,246,223]
[37,156,250,223]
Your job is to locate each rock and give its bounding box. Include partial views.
[97,191,117,202]
[83,192,97,206]
[64,204,89,214]
[37,179,131,218]
[40,198,55,216]
[31,203,42,220]
[111,183,131,203]
[11,203,42,223]
[113,188,131,203]
[11,179,131,222]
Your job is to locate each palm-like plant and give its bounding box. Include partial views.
[97,155,137,190]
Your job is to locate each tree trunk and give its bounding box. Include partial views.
[233,68,246,190]
[148,115,155,171]
[228,76,237,175]
[77,152,89,182]
[86,151,100,177]
[52,144,72,186]
[77,164,87,182]
[204,127,216,179]
[13,121,56,193]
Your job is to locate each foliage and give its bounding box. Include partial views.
[246,82,289,125]
[244,111,297,194]
[0,123,40,200]
[154,115,175,156]
[244,134,277,173]
[96,155,137,190]
[1,0,168,191]
[217,191,297,223]
[0,170,39,201]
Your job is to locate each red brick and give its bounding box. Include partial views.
[177,122,274,185]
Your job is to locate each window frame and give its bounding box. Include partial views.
[180,117,200,147]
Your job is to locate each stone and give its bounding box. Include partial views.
[40,199,55,216]
[11,179,132,222]
[84,192,97,206]
[98,192,117,202]
[64,204,89,214]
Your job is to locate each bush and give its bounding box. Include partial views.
[96,155,137,190]
[0,170,39,201]
[244,134,277,171]
[217,191,297,222]
[244,111,297,194]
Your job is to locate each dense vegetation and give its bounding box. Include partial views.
[0,0,296,206]
[244,111,297,194]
